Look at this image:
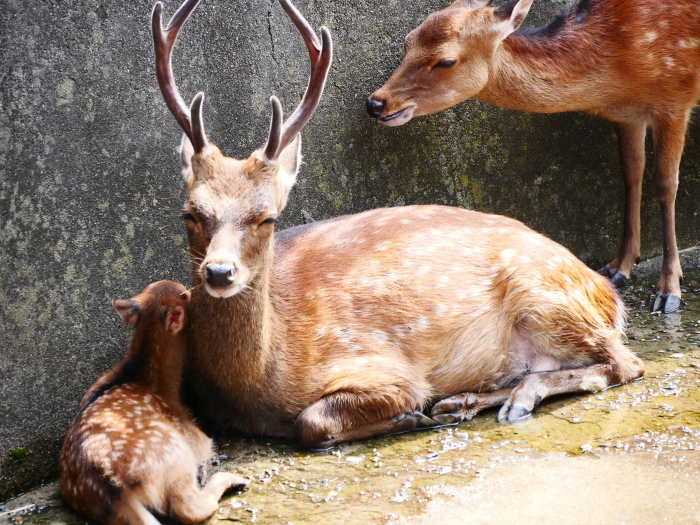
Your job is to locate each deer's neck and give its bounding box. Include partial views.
[187,243,278,409]
[127,330,185,404]
[476,29,606,114]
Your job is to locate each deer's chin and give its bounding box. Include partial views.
[378,104,416,127]
[204,283,246,299]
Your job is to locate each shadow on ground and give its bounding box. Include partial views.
[3,250,700,524]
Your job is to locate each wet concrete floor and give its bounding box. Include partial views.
[3,262,700,524]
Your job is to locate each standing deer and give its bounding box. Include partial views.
[153,0,644,450]
[60,281,248,525]
[367,0,700,314]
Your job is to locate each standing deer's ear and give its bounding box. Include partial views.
[164,305,186,334]
[493,0,533,40]
[113,299,140,327]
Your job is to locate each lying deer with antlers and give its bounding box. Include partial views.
[367,0,700,314]
[153,0,643,449]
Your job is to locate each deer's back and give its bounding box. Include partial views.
[271,205,621,399]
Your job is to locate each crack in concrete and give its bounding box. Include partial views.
[267,0,279,67]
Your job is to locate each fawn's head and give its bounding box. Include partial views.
[112,280,189,335]
[367,0,532,125]
[152,0,332,298]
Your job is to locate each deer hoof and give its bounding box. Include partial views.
[430,393,479,424]
[497,403,532,425]
[610,272,629,288]
[597,265,613,277]
[652,293,681,314]
[432,413,460,425]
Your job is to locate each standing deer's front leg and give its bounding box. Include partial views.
[296,390,437,450]
[601,121,647,287]
[650,112,689,313]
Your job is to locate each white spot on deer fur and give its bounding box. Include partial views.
[643,31,658,44]
[678,38,700,49]
[434,304,447,317]
[315,325,328,338]
[417,265,431,276]
[662,56,675,68]
[581,375,607,392]
[375,241,391,251]
[500,248,516,261]
[438,275,450,286]
[399,219,411,225]
[372,330,389,345]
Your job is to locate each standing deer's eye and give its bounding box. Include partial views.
[260,217,277,226]
[180,211,195,221]
[434,59,457,69]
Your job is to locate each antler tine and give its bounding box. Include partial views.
[279,0,322,61]
[264,97,284,161]
[152,0,207,153]
[268,0,333,161]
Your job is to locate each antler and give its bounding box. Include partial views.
[263,0,333,161]
[152,0,207,153]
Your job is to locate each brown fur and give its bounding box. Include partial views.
[153,0,644,450]
[369,0,700,311]
[59,281,247,525]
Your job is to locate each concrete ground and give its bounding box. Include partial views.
[3,249,700,525]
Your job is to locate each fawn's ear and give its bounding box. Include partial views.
[112,299,140,327]
[164,305,186,334]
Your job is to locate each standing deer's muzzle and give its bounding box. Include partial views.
[366,96,386,118]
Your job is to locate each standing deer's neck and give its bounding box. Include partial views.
[476,28,605,114]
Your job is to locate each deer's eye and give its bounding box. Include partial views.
[260,217,277,226]
[180,211,195,222]
[434,59,457,69]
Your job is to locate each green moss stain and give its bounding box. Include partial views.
[9,448,28,463]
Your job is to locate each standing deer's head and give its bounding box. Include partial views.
[366,0,532,126]
[152,0,332,298]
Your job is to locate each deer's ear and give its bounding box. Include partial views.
[164,305,186,334]
[276,133,301,194]
[113,299,140,327]
[180,134,195,182]
[493,0,533,40]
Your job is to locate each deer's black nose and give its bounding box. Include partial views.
[204,263,236,288]
[366,96,386,118]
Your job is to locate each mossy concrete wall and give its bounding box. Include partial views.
[0,0,698,500]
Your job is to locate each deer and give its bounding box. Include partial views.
[59,280,248,525]
[366,0,700,314]
[152,0,644,451]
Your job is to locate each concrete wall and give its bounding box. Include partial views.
[1,0,698,499]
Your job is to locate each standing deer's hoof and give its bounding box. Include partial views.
[497,403,532,425]
[598,265,629,288]
[610,272,629,288]
[652,293,681,314]
[431,393,479,425]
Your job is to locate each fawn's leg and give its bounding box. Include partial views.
[107,499,160,525]
[169,472,249,524]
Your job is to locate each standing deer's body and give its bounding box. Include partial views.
[155,0,644,450]
[367,0,700,313]
[59,281,248,525]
